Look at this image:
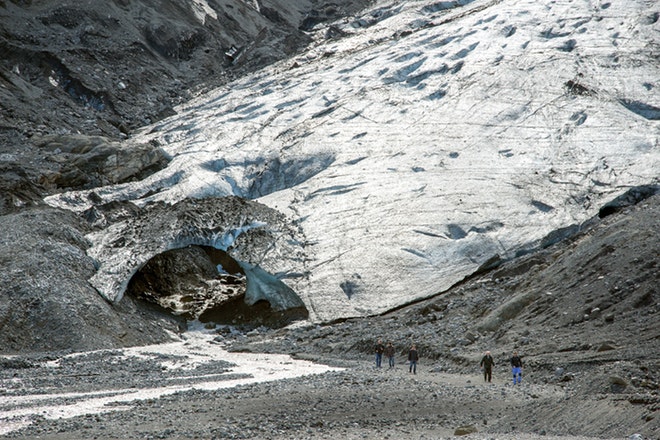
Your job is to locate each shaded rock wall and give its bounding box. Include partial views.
[0,0,372,140]
[0,207,184,354]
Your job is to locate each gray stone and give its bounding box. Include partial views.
[454,425,478,435]
[597,342,617,352]
[34,134,168,189]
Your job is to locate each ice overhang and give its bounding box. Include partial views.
[85,196,307,312]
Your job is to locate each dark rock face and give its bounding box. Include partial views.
[598,184,659,218]
[0,0,303,140]
[126,246,245,320]
[0,0,373,144]
[0,162,47,216]
[0,207,184,354]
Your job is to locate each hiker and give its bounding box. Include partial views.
[510,351,523,385]
[384,341,395,369]
[408,344,419,374]
[480,350,495,382]
[375,339,385,368]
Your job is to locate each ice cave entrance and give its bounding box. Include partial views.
[125,245,308,328]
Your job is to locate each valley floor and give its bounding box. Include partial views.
[0,330,653,440]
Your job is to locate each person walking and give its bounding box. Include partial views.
[480,350,495,383]
[375,339,385,368]
[384,341,395,369]
[510,351,523,385]
[408,344,419,374]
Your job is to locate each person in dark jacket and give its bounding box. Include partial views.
[480,350,495,382]
[510,351,523,385]
[408,344,419,374]
[384,341,395,369]
[375,339,385,368]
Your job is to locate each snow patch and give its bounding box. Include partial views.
[190,0,217,24]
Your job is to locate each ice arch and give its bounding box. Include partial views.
[85,196,307,312]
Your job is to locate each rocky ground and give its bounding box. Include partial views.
[1,192,658,439]
[0,352,625,440]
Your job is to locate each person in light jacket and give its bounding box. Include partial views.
[480,350,495,383]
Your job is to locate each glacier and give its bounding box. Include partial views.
[45,0,659,322]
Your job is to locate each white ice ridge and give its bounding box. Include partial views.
[46,0,660,322]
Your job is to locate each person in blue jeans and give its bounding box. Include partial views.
[510,351,523,385]
[375,339,385,368]
[408,344,419,374]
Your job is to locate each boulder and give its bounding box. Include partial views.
[34,134,168,189]
[454,425,478,435]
